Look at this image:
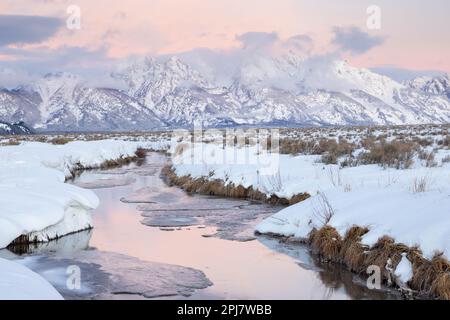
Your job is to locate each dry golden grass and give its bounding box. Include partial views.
[49,137,74,145]
[4,139,21,146]
[339,226,369,272]
[65,154,143,179]
[134,147,147,159]
[288,193,311,205]
[317,138,356,165]
[162,165,310,206]
[305,225,450,300]
[308,226,342,262]
[279,138,316,155]
[410,252,450,299]
[363,236,409,283]
[431,272,450,300]
[279,137,356,165]
[359,138,417,169]
[99,156,136,169]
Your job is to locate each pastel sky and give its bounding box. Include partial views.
[0,0,449,80]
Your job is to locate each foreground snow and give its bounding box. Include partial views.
[0,258,63,300]
[173,142,450,262]
[0,140,145,249]
[256,188,450,259]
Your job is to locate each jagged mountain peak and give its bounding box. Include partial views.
[408,73,450,97]
[1,54,450,131]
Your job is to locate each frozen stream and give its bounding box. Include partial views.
[2,152,400,300]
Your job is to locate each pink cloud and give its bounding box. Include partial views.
[0,0,448,72]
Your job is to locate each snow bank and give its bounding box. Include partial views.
[0,140,143,249]
[256,187,450,259]
[172,142,450,260]
[0,258,63,300]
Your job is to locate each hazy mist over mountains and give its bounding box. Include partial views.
[0,51,449,131]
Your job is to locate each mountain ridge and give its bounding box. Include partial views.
[1,56,449,131]
[0,121,33,135]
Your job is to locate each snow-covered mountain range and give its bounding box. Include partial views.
[1,56,449,131]
[0,121,32,135]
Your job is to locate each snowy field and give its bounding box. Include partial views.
[170,125,450,271]
[0,257,63,300]
[0,125,448,298]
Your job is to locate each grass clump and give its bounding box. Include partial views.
[279,138,316,155]
[410,252,450,300]
[339,226,370,272]
[318,138,356,165]
[308,226,342,262]
[358,139,416,169]
[441,155,450,164]
[279,138,355,165]
[135,147,147,159]
[49,137,73,145]
[162,165,310,206]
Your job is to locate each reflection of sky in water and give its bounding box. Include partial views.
[4,153,400,300]
[86,155,395,300]
[91,195,348,300]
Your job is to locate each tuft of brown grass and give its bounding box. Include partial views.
[317,138,356,165]
[359,138,417,169]
[4,138,21,146]
[307,226,450,299]
[288,193,311,205]
[410,252,450,299]
[339,226,369,272]
[49,137,73,145]
[135,147,147,159]
[99,156,135,169]
[363,236,409,282]
[279,138,316,155]
[162,165,310,206]
[431,273,450,300]
[278,137,355,165]
[308,226,342,262]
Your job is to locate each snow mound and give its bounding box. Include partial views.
[0,140,143,249]
[0,258,63,300]
[256,188,450,259]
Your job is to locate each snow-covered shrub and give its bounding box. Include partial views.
[358,138,417,169]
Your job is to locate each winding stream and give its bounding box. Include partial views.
[1,152,400,300]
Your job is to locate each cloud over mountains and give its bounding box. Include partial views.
[0,15,63,46]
